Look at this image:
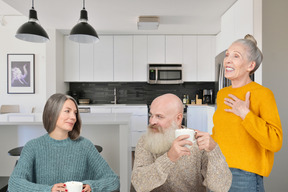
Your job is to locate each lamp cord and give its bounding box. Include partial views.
[83,0,86,9]
[32,0,34,9]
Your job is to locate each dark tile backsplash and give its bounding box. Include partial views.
[68,82,215,105]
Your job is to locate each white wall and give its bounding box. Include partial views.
[0,16,47,113]
[262,0,288,191]
[0,16,69,176]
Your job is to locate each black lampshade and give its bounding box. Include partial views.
[15,8,49,43]
[69,9,99,44]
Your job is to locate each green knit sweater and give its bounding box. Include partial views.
[8,134,120,192]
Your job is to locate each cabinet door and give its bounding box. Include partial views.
[147,35,165,63]
[166,35,183,64]
[114,36,133,81]
[197,36,215,81]
[234,0,253,39]
[187,106,208,132]
[183,36,197,81]
[94,36,114,81]
[79,43,94,81]
[133,35,148,81]
[64,36,79,81]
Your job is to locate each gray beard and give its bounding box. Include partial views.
[143,121,178,155]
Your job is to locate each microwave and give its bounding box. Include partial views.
[148,64,183,84]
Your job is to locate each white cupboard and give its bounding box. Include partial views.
[187,105,215,134]
[216,0,253,54]
[197,36,215,81]
[94,36,114,81]
[147,35,165,63]
[64,36,79,81]
[79,43,94,81]
[166,35,183,63]
[64,34,216,82]
[182,36,197,81]
[133,35,148,81]
[114,36,133,81]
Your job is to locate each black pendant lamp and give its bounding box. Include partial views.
[15,0,49,43]
[69,0,99,44]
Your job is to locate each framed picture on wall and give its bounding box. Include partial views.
[7,54,35,94]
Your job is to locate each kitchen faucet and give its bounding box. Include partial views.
[111,87,117,104]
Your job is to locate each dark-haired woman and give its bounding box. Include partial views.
[212,35,282,192]
[8,93,120,192]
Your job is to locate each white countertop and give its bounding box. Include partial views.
[78,104,147,108]
[0,113,131,125]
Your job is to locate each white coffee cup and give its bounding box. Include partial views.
[175,128,197,148]
[65,181,83,192]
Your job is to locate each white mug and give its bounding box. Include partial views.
[65,181,83,192]
[175,128,197,148]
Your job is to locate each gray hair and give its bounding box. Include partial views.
[234,34,263,74]
[42,93,82,140]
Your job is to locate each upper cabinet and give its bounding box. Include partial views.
[182,36,197,81]
[64,37,79,81]
[114,36,133,81]
[166,35,183,64]
[197,36,215,81]
[216,0,253,54]
[79,43,94,81]
[94,36,114,81]
[64,34,216,82]
[133,35,148,81]
[147,35,165,63]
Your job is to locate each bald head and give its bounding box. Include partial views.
[149,94,183,130]
[152,94,183,115]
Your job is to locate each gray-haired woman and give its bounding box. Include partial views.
[212,35,282,192]
[8,93,120,192]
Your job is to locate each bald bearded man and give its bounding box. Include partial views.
[131,93,232,192]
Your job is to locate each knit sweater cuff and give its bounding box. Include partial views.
[155,152,175,174]
[206,144,226,163]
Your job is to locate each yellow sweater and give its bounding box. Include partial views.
[212,82,282,177]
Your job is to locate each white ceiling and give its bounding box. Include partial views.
[1,0,237,35]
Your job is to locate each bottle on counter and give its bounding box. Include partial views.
[183,95,187,104]
[186,95,189,104]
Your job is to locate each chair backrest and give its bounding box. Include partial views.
[0,105,20,114]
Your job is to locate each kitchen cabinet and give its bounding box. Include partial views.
[187,105,215,134]
[94,36,114,81]
[64,37,94,81]
[114,36,133,81]
[147,35,165,63]
[197,36,216,81]
[79,43,94,81]
[64,36,79,81]
[182,36,215,81]
[166,35,183,63]
[216,0,253,54]
[64,34,216,82]
[182,36,197,81]
[133,35,148,81]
